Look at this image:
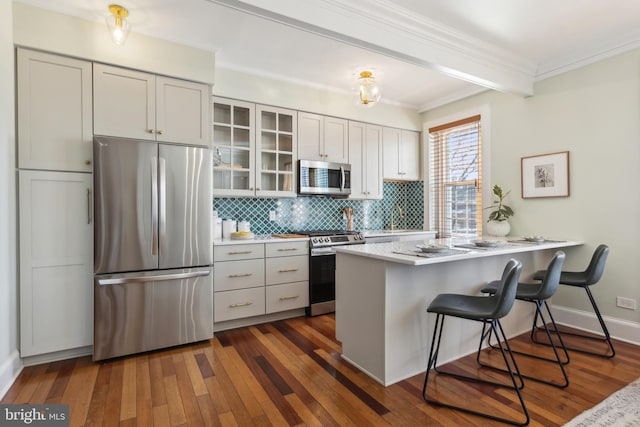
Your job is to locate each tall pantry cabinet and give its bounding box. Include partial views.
[16,49,94,358]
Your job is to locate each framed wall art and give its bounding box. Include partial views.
[521,151,570,198]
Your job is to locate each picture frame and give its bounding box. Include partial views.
[521,151,570,198]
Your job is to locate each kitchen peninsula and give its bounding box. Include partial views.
[334,238,582,386]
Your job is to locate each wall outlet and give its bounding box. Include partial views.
[616,296,637,310]
[269,210,276,221]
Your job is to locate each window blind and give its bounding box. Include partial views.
[429,115,482,238]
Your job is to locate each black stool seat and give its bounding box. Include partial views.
[531,244,614,358]
[482,251,570,388]
[427,293,509,320]
[422,259,529,426]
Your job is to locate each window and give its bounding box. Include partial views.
[428,115,482,238]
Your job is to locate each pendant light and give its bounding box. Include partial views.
[106,4,131,46]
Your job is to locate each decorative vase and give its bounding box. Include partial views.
[485,220,510,237]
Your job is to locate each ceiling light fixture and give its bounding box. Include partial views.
[355,70,381,107]
[106,4,131,46]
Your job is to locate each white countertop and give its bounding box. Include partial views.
[334,238,583,265]
[214,235,309,245]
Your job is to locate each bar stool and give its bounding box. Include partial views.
[532,244,614,358]
[422,259,529,426]
[481,251,570,388]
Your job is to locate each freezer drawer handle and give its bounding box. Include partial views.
[278,268,298,273]
[230,302,253,308]
[228,250,253,255]
[97,270,210,285]
[228,273,252,278]
[279,295,299,301]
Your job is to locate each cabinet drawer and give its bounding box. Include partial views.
[266,255,309,285]
[265,240,309,257]
[214,259,265,291]
[266,281,309,314]
[215,287,265,322]
[214,243,264,261]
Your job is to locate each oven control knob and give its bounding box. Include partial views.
[311,238,318,244]
[324,237,330,243]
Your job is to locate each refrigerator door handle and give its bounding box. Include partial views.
[151,157,158,255]
[97,270,210,285]
[159,157,167,257]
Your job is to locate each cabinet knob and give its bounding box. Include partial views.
[85,160,91,165]
[147,129,155,134]
[256,188,260,191]
[157,129,164,135]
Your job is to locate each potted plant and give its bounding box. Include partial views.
[484,184,514,236]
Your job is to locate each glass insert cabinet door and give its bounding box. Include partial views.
[256,105,297,197]
[212,98,255,195]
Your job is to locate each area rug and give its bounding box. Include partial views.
[563,377,640,426]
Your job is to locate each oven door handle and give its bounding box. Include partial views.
[311,247,336,256]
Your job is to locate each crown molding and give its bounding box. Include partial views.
[535,28,640,81]
[208,0,536,97]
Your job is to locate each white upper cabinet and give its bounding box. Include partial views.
[17,49,93,172]
[94,63,210,146]
[298,112,348,163]
[383,127,421,180]
[212,97,256,197]
[349,121,383,199]
[256,105,297,198]
[156,76,210,146]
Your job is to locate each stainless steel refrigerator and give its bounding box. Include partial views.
[93,136,213,361]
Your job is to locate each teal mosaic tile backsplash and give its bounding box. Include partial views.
[213,181,424,234]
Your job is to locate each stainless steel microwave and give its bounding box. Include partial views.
[298,159,351,197]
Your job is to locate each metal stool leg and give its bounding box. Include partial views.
[532,286,615,358]
[483,299,570,388]
[423,314,530,426]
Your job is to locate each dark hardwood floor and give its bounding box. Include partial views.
[3,314,639,426]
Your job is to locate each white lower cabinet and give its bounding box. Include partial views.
[266,281,309,314]
[214,287,266,322]
[19,170,93,357]
[214,240,309,324]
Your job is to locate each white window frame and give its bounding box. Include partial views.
[422,105,491,237]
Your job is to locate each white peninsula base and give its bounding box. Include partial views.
[335,240,582,386]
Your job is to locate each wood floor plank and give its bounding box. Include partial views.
[136,356,154,427]
[60,356,99,426]
[103,360,124,426]
[120,356,137,421]
[3,315,640,427]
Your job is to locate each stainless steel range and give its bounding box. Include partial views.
[295,230,366,316]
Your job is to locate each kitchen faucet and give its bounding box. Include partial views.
[390,205,403,231]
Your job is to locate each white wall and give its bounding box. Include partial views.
[0,0,21,399]
[214,67,421,131]
[13,3,215,84]
[423,49,640,336]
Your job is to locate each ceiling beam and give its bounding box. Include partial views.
[209,0,536,97]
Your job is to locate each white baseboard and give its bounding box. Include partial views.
[21,346,93,367]
[550,305,640,346]
[0,351,23,400]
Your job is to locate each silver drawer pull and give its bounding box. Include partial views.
[229,301,253,308]
[279,295,299,301]
[278,268,298,273]
[277,248,298,252]
[229,273,253,278]
[228,250,252,255]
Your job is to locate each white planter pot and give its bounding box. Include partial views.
[485,220,511,237]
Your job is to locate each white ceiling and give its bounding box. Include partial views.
[14,0,640,111]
